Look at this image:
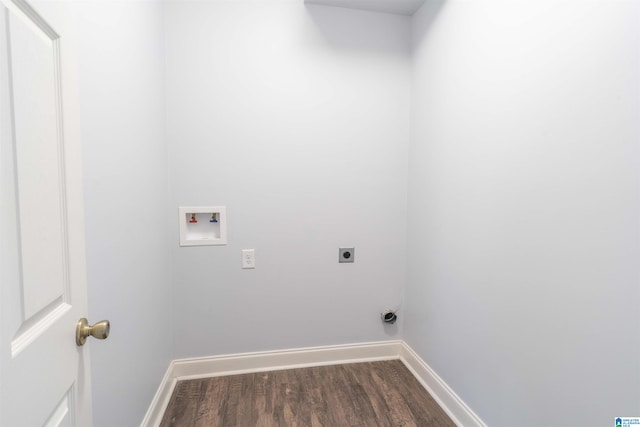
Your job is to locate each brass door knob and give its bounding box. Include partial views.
[76,318,110,346]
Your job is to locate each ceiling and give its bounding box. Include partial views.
[304,0,427,16]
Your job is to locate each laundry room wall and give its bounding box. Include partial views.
[405,1,640,426]
[74,1,173,426]
[164,1,412,358]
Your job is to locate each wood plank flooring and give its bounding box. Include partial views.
[160,360,455,427]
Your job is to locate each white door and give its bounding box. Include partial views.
[0,0,94,425]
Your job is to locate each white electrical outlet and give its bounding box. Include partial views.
[242,249,255,269]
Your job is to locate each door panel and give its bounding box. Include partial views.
[8,1,69,350]
[1,0,92,425]
[44,388,75,427]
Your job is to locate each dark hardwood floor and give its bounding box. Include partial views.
[160,359,456,427]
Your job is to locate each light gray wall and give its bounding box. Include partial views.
[75,2,173,426]
[164,1,411,358]
[405,1,640,426]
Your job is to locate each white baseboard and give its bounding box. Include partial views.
[140,340,486,427]
[139,366,176,427]
[399,342,487,427]
[171,340,402,380]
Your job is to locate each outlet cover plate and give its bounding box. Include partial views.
[339,247,355,263]
[242,249,255,269]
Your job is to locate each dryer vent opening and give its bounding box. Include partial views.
[381,310,397,324]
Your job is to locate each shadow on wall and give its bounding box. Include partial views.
[304,3,410,55]
[412,0,446,50]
